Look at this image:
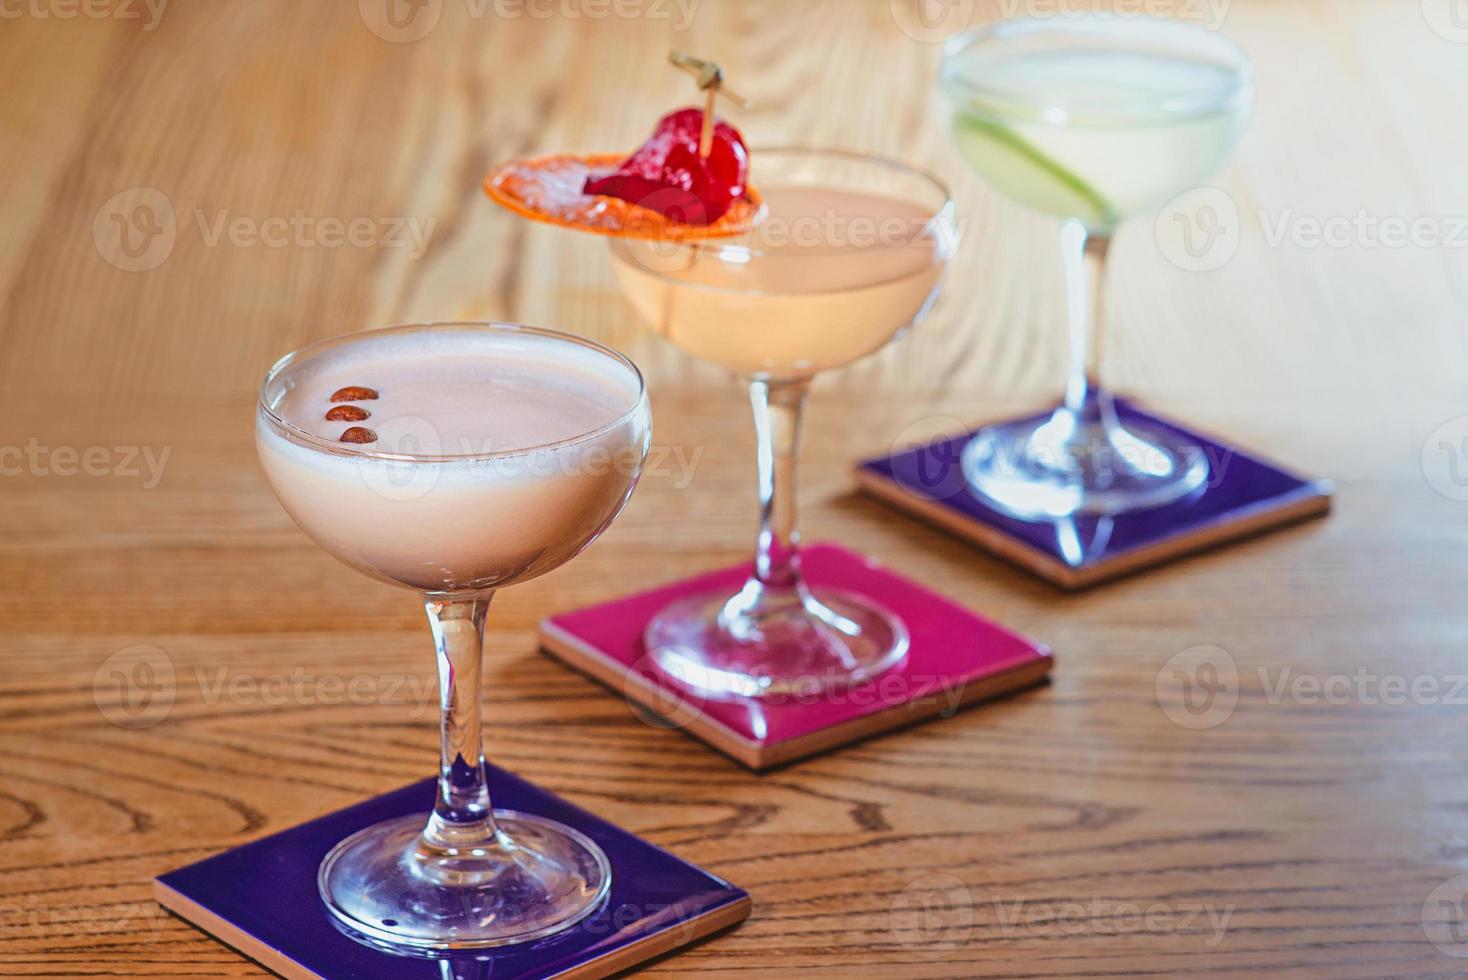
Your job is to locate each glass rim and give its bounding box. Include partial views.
[257,320,648,463]
[630,145,956,259]
[940,14,1255,126]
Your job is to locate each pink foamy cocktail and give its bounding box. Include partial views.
[255,322,650,952]
[257,323,650,595]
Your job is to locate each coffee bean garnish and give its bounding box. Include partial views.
[326,405,370,422]
[330,386,379,403]
[339,427,378,444]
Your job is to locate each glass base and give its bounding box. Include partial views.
[645,584,909,699]
[318,811,610,953]
[962,402,1209,520]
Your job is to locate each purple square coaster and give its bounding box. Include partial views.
[855,399,1332,590]
[154,768,750,980]
[539,543,1053,770]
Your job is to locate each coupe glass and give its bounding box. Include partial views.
[608,148,956,698]
[941,15,1254,518]
[256,322,650,952]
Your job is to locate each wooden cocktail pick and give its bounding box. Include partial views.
[668,51,751,158]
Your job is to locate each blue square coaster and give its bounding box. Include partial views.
[856,399,1332,589]
[154,768,750,979]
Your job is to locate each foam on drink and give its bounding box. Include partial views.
[257,327,650,594]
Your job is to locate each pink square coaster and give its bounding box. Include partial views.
[539,544,1053,769]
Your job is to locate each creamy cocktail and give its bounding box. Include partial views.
[256,322,650,952]
[609,149,956,697]
[610,185,947,378]
[482,60,957,698]
[258,325,648,594]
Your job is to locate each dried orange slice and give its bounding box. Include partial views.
[484,153,763,241]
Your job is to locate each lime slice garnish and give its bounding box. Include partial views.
[952,114,1117,229]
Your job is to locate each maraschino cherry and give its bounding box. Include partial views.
[583,108,749,225]
[582,52,752,226]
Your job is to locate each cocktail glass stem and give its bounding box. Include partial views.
[646,375,908,697]
[719,378,817,639]
[1041,220,1127,456]
[961,218,1209,519]
[1062,220,1110,416]
[748,378,809,589]
[314,591,611,951]
[422,594,500,853]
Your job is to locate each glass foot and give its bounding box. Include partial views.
[318,811,610,953]
[963,402,1209,520]
[645,584,909,699]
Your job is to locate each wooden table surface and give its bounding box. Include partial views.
[4,1,1468,976]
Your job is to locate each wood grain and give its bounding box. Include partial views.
[3,1,1467,976]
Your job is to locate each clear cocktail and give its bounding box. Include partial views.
[942,15,1253,518]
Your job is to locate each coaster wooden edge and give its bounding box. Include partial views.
[759,654,1054,768]
[539,618,1055,771]
[156,879,322,980]
[854,467,1089,588]
[580,893,752,979]
[854,466,1334,590]
[538,618,764,769]
[156,870,752,980]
